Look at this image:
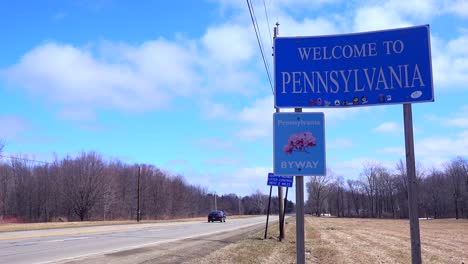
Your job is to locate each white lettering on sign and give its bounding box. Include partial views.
[277,119,321,126]
[280,39,426,95]
[297,43,378,61]
[280,65,424,94]
[281,161,319,169]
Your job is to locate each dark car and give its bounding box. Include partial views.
[208,210,226,223]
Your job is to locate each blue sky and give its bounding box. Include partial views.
[0,0,467,198]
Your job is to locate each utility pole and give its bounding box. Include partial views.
[274,22,285,241]
[137,165,141,222]
[214,192,217,211]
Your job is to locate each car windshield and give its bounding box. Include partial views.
[210,211,221,214]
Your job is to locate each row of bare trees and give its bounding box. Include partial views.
[0,151,292,222]
[306,156,468,219]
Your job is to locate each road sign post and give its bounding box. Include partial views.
[264,185,273,240]
[273,111,324,264]
[267,172,293,241]
[273,25,432,264]
[404,104,422,264]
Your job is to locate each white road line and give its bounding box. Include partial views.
[37,218,270,264]
[46,237,91,243]
[147,229,165,232]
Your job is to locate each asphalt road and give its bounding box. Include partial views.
[0,216,271,264]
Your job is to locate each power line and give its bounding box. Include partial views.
[0,154,50,165]
[246,0,274,95]
[262,0,273,47]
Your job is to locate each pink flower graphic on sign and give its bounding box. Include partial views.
[283,132,316,154]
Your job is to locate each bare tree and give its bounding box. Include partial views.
[0,163,12,218]
[445,157,468,219]
[306,170,333,216]
[61,152,106,221]
[421,168,449,219]
[360,162,379,218]
[347,179,362,216]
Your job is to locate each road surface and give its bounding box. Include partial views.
[0,216,272,264]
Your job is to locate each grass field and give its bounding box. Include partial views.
[187,216,468,264]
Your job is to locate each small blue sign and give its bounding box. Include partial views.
[274,25,433,108]
[267,173,294,187]
[274,113,326,176]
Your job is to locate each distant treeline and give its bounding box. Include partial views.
[0,151,294,223]
[306,157,468,219]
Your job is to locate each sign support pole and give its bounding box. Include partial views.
[264,185,273,239]
[283,187,288,226]
[295,107,305,264]
[403,104,422,264]
[278,186,284,241]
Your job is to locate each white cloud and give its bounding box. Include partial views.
[415,133,468,166]
[52,12,67,21]
[353,6,410,32]
[445,116,468,128]
[170,162,272,196]
[192,138,239,152]
[200,100,232,119]
[0,116,28,140]
[57,107,97,121]
[328,138,353,149]
[377,147,405,155]
[431,35,468,90]
[373,122,402,133]
[201,24,256,65]
[328,156,397,179]
[424,105,468,128]
[218,166,272,196]
[278,16,341,37]
[3,43,172,111]
[445,0,468,17]
[2,24,263,116]
[237,96,274,141]
[202,157,243,167]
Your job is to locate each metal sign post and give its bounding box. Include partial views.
[403,104,422,264]
[295,108,305,264]
[282,187,288,226]
[273,109,324,264]
[278,186,284,241]
[268,172,293,241]
[296,176,305,264]
[264,185,273,239]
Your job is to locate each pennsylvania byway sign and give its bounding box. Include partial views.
[273,113,326,176]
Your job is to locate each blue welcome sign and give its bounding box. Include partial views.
[274,113,326,176]
[274,25,433,108]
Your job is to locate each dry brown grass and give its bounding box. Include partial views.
[187,216,468,264]
[0,215,252,233]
